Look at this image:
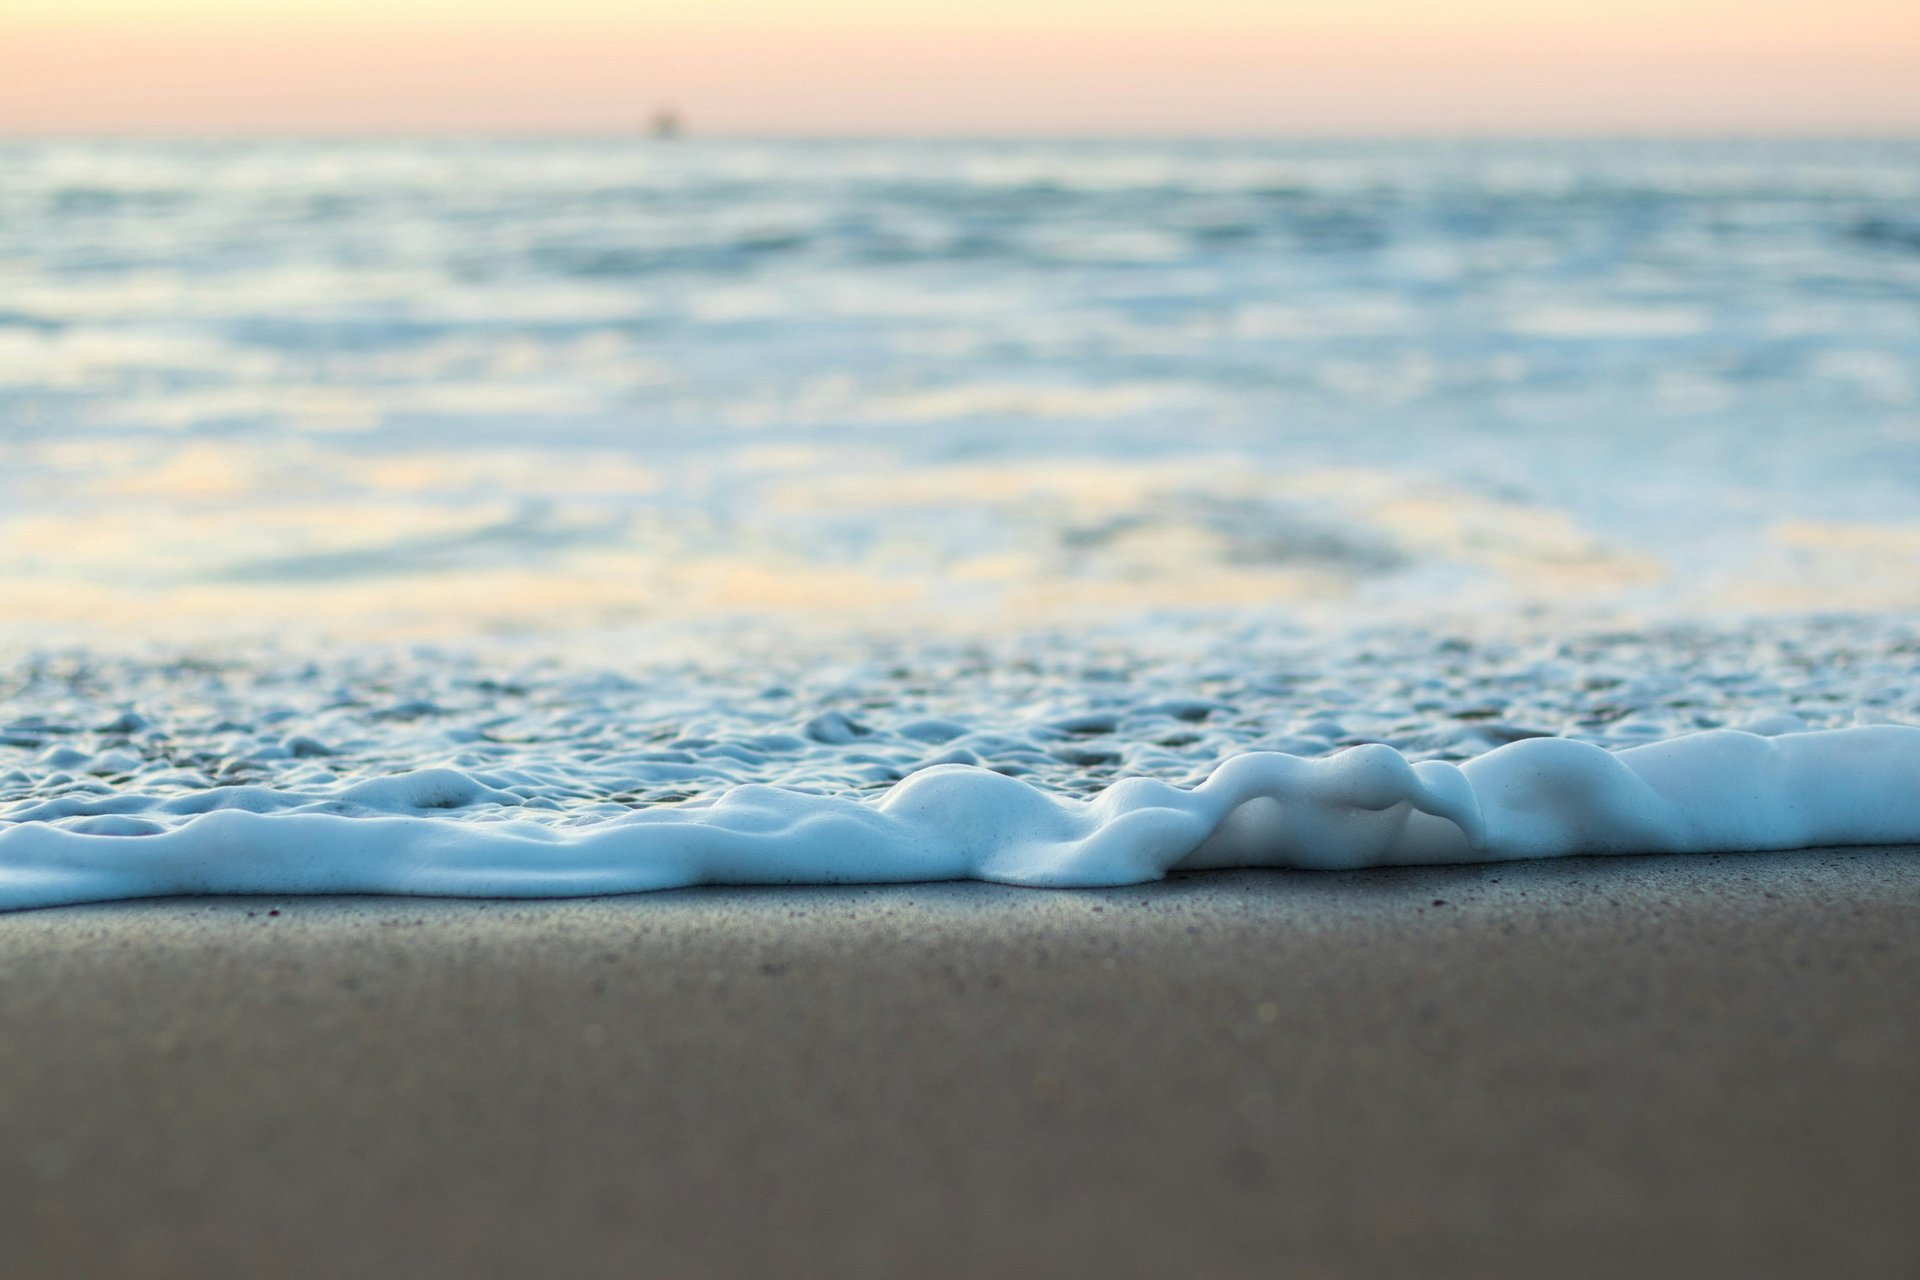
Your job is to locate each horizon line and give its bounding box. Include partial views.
[6,126,1920,143]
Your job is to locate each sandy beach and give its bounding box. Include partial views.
[7,22,1920,1280]
[1,847,1913,1279]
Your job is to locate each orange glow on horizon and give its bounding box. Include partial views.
[2,1,1917,135]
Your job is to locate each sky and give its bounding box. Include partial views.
[2,0,1918,136]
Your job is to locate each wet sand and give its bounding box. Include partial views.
[1,848,1915,1279]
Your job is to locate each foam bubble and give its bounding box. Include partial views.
[0,725,1915,911]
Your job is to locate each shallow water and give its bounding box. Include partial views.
[3,615,1918,907]
[2,139,1917,904]
[4,138,1920,639]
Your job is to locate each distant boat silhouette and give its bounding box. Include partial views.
[650,109,684,141]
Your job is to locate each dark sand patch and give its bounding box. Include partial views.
[1,849,1915,1278]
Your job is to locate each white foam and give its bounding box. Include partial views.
[2,725,1915,911]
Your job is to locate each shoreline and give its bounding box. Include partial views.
[9,724,1920,910]
[2,847,1916,1277]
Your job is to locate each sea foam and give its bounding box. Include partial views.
[2,725,1915,911]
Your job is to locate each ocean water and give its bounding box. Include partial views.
[2,138,1918,906]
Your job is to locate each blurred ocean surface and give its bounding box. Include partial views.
[5,137,1920,892]
[2,137,1918,645]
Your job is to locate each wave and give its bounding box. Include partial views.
[2,725,1915,911]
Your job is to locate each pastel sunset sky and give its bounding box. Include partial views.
[3,0,1918,135]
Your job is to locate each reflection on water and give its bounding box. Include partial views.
[2,138,1918,642]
